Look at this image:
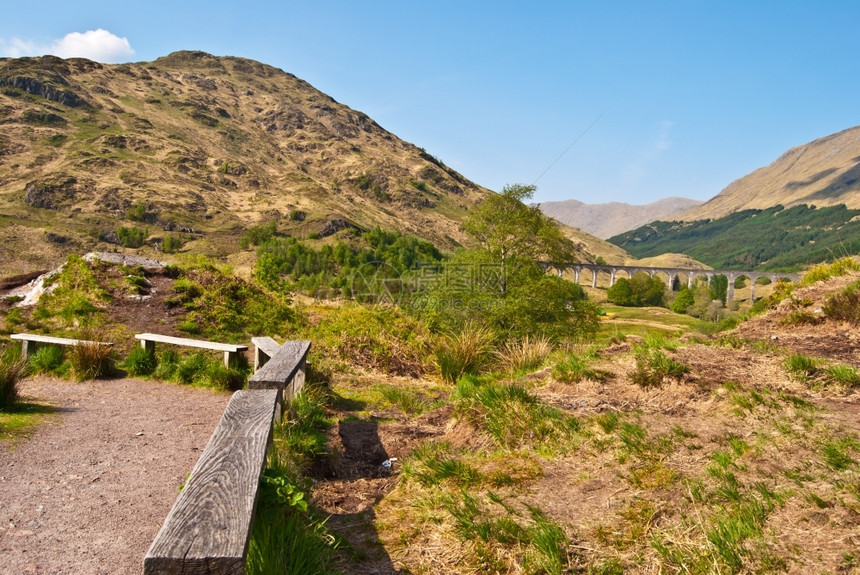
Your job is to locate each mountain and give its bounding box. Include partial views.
[0,51,491,275]
[609,203,860,271]
[538,197,703,239]
[676,126,860,221]
[608,126,860,271]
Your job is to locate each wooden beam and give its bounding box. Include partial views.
[248,340,310,398]
[143,389,280,575]
[251,336,281,372]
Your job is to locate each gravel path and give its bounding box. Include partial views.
[0,377,230,575]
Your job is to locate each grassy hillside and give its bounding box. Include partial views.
[609,204,860,272]
[0,52,489,275]
[676,125,860,221]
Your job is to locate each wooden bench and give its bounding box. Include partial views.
[10,333,113,360]
[135,333,248,368]
[144,339,311,574]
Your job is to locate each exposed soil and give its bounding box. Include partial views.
[0,377,229,575]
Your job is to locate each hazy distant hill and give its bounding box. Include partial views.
[0,51,492,274]
[538,197,703,239]
[676,126,860,221]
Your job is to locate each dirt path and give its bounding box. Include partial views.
[0,376,230,575]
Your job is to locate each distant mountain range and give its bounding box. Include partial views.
[607,126,860,271]
[538,197,703,239]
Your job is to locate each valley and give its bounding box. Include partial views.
[0,52,858,575]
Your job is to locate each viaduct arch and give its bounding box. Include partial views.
[541,263,802,304]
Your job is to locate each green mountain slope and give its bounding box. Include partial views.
[608,204,860,271]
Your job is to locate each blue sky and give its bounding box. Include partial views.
[2,1,858,205]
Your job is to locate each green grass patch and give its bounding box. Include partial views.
[0,402,57,441]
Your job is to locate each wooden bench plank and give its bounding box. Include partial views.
[135,333,248,368]
[10,333,113,360]
[143,388,280,575]
[251,336,281,372]
[135,333,248,353]
[248,340,310,402]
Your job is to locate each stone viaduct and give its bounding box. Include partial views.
[541,263,802,304]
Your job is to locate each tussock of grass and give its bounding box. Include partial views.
[68,332,116,381]
[495,335,552,373]
[552,352,609,383]
[629,343,689,387]
[455,375,579,450]
[435,322,494,383]
[0,346,28,409]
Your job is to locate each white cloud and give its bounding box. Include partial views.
[0,29,134,63]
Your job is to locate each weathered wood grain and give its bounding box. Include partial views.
[248,340,310,402]
[143,388,280,575]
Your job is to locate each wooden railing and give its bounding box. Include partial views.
[143,339,311,575]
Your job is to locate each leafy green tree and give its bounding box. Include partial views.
[671,287,695,314]
[607,273,665,306]
[419,184,599,341]
[462,183,577,295]
[709,274,729,304]
[607,278,634,305]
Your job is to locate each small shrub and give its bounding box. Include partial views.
[0,346,28,409]
[161,233,185,254]
[117,226,147,248]
[124,346,156,376]
[823,280,860,325]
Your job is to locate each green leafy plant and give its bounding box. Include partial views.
[124,345,156,376]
